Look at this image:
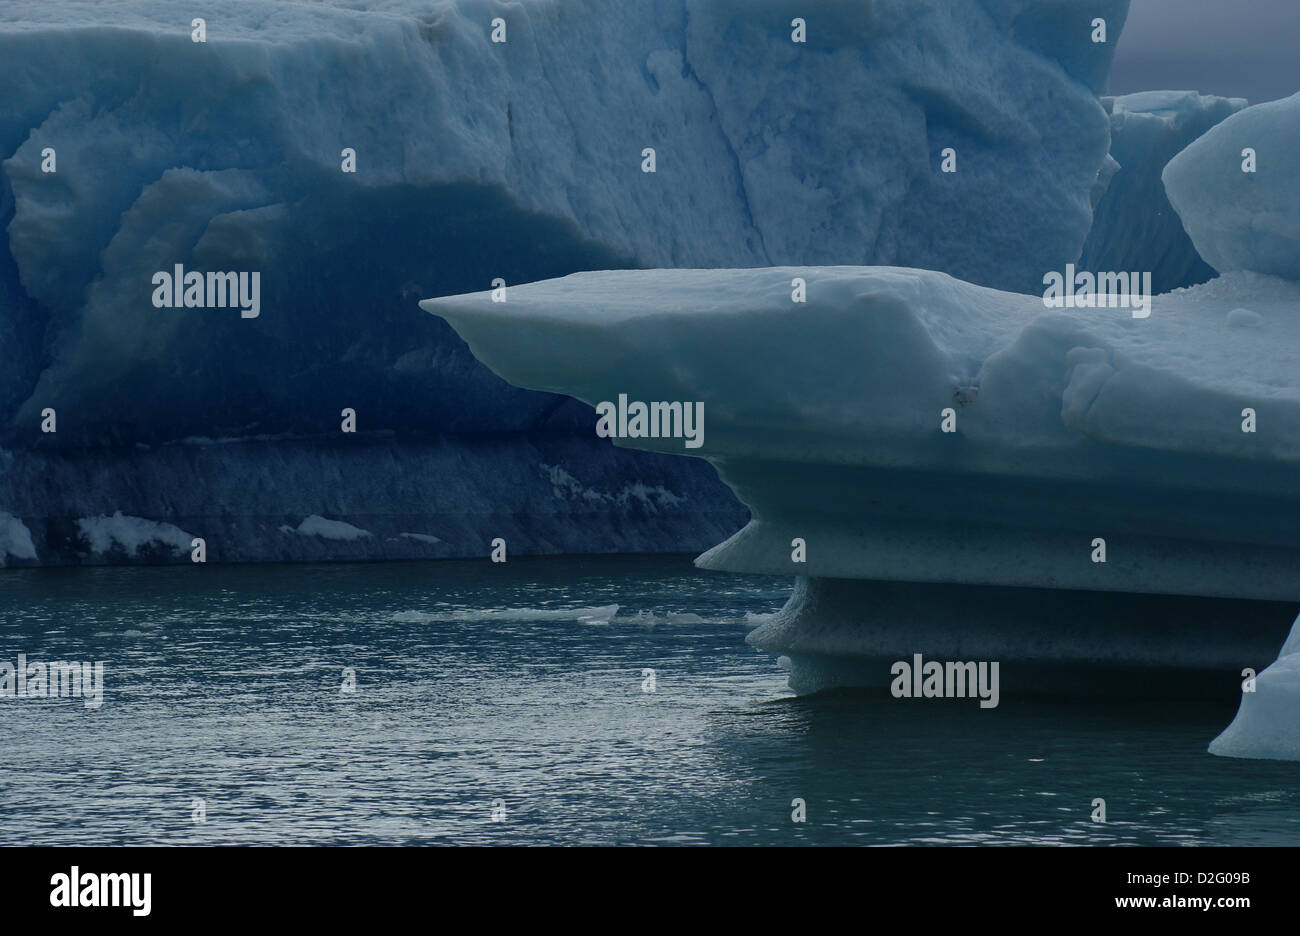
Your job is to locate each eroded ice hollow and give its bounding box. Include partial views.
[424,262,1300,699]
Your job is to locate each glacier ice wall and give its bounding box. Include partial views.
[0,0,1130,563]
[0,435,745,566]
[1080,91,1246,293]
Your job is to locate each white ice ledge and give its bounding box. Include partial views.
[424,266,1300,603]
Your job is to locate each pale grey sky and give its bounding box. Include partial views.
[1109,0,1300,103]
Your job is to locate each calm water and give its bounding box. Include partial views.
[1,555,1297,846]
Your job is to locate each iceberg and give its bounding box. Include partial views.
[0,0,1128,563]
[423,263,1300,699]
[427,88,1300,750]
[1211,613,1300,761]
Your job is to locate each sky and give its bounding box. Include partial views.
[1109,0,1300,103]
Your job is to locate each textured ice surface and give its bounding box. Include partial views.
[1211,613,1300,761]
[0,0,1125,442]
[1081,91,1247,293]
[425,266,1300,601]
[1163,92,1300,280]
[0,0,1130,563]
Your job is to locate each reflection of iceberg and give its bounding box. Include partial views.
[423,93,1300,747]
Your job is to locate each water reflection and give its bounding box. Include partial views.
[0,558,1297,845]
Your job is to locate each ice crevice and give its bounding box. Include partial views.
[678,0,770,265]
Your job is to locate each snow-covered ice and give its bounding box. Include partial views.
[76,510,194,558]
[1163,92,1300,281]
[289,515,373,541]
[0,510,36,566]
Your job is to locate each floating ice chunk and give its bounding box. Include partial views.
[393,605,619,625]
[1163,92,1300,280]
[1210,613,1300,761]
